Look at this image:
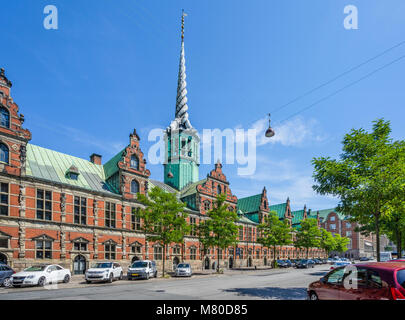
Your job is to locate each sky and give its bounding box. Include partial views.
[1,0,405,211]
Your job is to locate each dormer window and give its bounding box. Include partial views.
[130,155,139,170]
[66,165,79,180]
[217,184,221,194]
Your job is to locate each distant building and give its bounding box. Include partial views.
[318,209,390,259]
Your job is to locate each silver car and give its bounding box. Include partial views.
[127,260,157,280]
[174,263,192,277]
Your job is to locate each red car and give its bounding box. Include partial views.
[307,262,405,300]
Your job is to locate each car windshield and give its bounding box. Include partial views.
[177,264,189,268]
[301,259,308,263]
[92,263,112,268]
[131,262,148,268]
[397,269,405,289]
[24,265,47,272]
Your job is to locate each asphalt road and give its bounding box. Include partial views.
[0,264,330,300]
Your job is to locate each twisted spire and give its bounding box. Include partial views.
[168,10,193,132]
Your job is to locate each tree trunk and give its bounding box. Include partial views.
[376,214,381,262]
[163,244,166,277]
[273,246,276,268]
[306,247,309,259]
[398,230,402,259]
[217,247,220,273]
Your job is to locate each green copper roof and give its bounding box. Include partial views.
[149,179,178,194]
[269,202,287,219]
[180,179,207,198]
[238,214,258,225]
[26,144,117,195]
[103,148,125,179]
[316,208,348,221]
[237,194,262,214]
[244,212,259,223]
[291,209,305,225]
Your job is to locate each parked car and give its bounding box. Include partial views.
[284,259,293,267]
[295,259,315,269]
[11,264,71,287]
[380,252,393,262]
[276,260,289,268]
[174,263,192,277]
[308,261,405,300]
[313,259,323,265]
[127,260,157,280]
[293,259,302,266]
[359,257,370,261]
[330,261,351,270]
[0,263,15,287]
[388,259,405,263]
[85,262,123,283]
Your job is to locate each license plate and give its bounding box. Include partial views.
[132,274,138,276]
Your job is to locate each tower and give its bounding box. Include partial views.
[164,11,200,191]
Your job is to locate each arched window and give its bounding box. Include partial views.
[0,107,9,128]
[130,155,139,170]
[217,184,221,194]
[131,180,140,194]
[0,143,8,164]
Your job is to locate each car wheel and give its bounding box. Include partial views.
[108,273,113,283]
[127,276,132,281]
[119,272,123,281]
[38,277,46,287]
[63,274,70,283]
[145,273,150,280]
[86,280,91,284]
[3,277,12,288]
[309,292,319,300]
[154,271,157,278]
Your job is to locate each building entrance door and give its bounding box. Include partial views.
[229,257,233,269]
[173,256,180,270]
[73,255,86,275]
[204,257,210,270]
[0,253,7,265]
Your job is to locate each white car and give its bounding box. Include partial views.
[174,263,192,277]
[127,260,157,280]
[85,262,123,283]
[329,261,351,270]
[11,264,71,287]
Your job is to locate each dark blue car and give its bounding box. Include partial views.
[0,263,14,287]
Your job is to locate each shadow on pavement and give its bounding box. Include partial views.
[222,287,307,300]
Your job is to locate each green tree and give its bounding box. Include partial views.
[257,211,292,268]
[294,218,321,258]
[312,119,405,261]
[199,194,240,272]
[381,199,405,258]
[320,228,336,257]
[137,187,189,277]
[334,234,350,254]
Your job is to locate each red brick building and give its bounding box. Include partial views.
[0,18,325,274]
[318,209,389,259]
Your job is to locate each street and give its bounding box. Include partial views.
[0,264,330,300]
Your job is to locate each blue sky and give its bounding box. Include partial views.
[2,0,405,211]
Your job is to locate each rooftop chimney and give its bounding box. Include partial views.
[90,153,102,165]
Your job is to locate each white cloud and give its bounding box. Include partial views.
[250,116,328,147]
[236,155,337,210]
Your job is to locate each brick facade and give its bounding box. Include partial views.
[0,69,326,274]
